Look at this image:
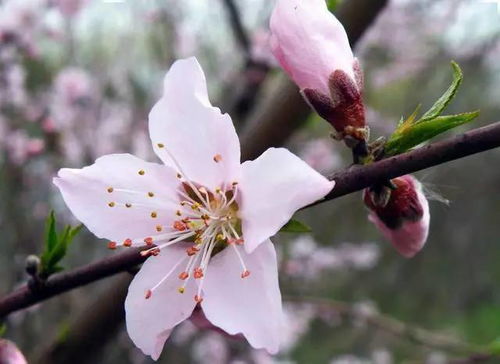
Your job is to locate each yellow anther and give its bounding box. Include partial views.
[148,192,154,197]
[178,287,185,294]
[151,212,157,218]
[215,187,221,193]
[108,202,115,207]
[107,187,114,193]
[213,154,222,163]
[138,170,145,175]
[125,203,132,208]
[156,225,162,232]
[157,143,164,148]
[216,233,224,241]
[191,202,200,211]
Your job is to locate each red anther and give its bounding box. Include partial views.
[193,268,204,279]
[173,220,187,231]
[235,238,244,245]
[123,238,132,247]
[194,295,203,303]
[241,270,251,278]
[186,246,200,256]
[145,289,152,299]
[108,241,117,250]
[144,237,154,246]
[178,271,189,280]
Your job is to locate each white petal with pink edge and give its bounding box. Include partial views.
[125,244,198,360]
[201,240,283,354]
[149,57,241,191]
[53,153,181,245]
[239,147,334,253]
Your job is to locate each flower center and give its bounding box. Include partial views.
[105,145,250,303]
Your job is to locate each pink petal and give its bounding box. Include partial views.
[270,0,355,96]
[201,240,283,354]
[53,153,180,244]
[125,244,198,360]
[239,148,334,253]
[149,57,241,191]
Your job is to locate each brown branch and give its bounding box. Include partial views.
[1,121,500,318]
[320,121,500,203]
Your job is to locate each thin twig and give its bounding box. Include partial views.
[221,0,251,57]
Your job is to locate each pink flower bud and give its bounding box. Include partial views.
[363,175,430,258]
[270,0,366,141]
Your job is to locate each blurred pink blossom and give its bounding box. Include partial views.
[299,138,342,173]
[52,0,89,17]
[5,130,45,165]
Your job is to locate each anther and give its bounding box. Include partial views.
[108,202,115,207]
[148,192,154,197]
[178,287,185,294]
[108,241,117,249]
[176,173,182,179]
[213,154,222,163]
[194,295,203,303]
[186,246,200,256]
[232,181,238,186]
[138,170,145,175]
[150,212,157,218]
[193,268,204,279]
[178,272,189,280]
[241,270,251,279]
[157,143,164,148]
[155,225,163,232]
[145,289,152,299]
[176,210,182,216]
[173,221,187,231]
[123,238,132,247]
[107,187,114,193]
[144,237,153,245]
[125,203,132,208]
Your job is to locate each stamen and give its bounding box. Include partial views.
[157,143,164,148]
[144,237,154,245]
[193,267,204,279]
[178,271,189,280]
[241,270,251,278]
[108,202,115,207]
[145,255,187,298]
[108,241,117,249]
[213,154,222,163]
[125,203,132,208]
[150,212,158,218]
[155,225,163,232]
[178,287,185,293]
[107,187,114,193]
[145,289,152,299]
[173,220,187,231]
[138,170,145,176]
[194,295,203,303]
[123,238,132,247]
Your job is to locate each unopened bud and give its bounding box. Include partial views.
[363,175,430,258]
[25,255,40,276]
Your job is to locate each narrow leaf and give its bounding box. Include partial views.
[279,219,312,233]
[45,211,57,252]
[420,61,463,121]
[385,111,479,155]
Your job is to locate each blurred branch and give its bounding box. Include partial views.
[2,121,500,318]
[285,296,485,356]
[221,0,250,57]
[240,0,389,161]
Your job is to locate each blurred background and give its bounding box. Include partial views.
[0,0,499,363]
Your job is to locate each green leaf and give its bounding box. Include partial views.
[385,111,479,156]
[45,211,57,253]
[0,323,6,337]
[420,61,463,121]
[327,0,342,11]
[279,219,312,233]
[39,212,83,277]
